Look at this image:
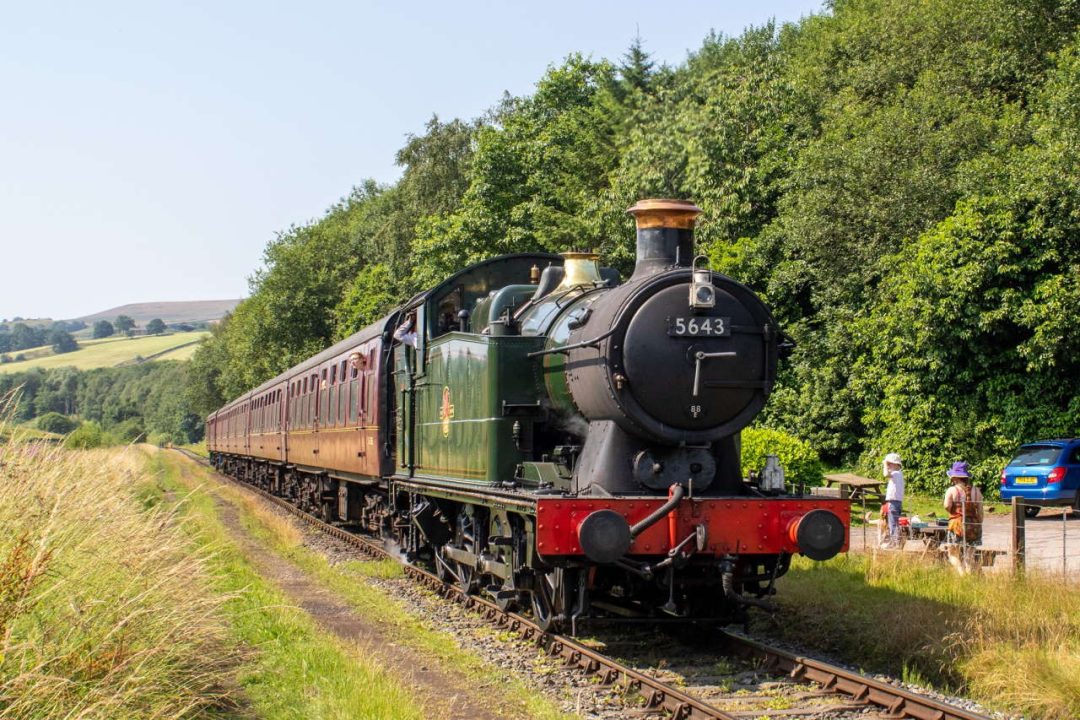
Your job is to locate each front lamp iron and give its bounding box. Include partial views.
[690,255,715,309]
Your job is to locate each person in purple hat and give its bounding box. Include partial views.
[943,461,983,546]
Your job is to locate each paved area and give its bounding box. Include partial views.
[852,506,1079,577]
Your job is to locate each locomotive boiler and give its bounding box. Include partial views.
[207,199,849,632]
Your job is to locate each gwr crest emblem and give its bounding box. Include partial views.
[439,386,455,437]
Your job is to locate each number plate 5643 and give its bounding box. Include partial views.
[668,316,731,337]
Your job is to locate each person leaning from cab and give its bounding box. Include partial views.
[943,461,983,545]
[393,311,418,348]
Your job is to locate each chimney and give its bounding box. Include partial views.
[626,199,702,279]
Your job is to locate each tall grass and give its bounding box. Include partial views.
[760,553,1080,719]
[0,433,232,718]
[148,452,430,720]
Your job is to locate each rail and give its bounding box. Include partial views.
[173,448,993,720]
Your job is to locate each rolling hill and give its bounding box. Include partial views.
[75,299,240,326]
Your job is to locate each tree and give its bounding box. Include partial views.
[115,315,136,335]
[146,318,166,335]
[49,329,78,354]
[334,264,399,336]
[618,33,655,93]
[9,323,45,351]
[36,411,79,434]
[92,320,115,338]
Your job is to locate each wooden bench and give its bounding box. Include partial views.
[823,473,886,505]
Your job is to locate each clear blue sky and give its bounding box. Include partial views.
[0,0,824,321]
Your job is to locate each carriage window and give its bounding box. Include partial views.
[348,378,358,424]
[338,382,347,425]
[331,365,337,385]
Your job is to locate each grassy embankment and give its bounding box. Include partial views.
[157,451,574,720]
[758,553,1079,719]
[0,331,209,373]
[144,450,430,719]
[0,435,433,718]
[0,440,231,717]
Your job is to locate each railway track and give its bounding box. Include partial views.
[173,448,991,720]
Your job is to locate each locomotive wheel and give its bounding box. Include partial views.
[434,546,456,584]
[488,512,523,611]
[453,509,480,594]
[530,568,573,633]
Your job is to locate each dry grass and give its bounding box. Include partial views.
[0,434,233,718]
[762,552,1080,719]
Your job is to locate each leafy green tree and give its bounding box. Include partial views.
[146,318,166,335]
[36,411,79,434]
[49,329,78,354]
[413,55,622,284]
[114,315,136,335]
[9,323,45,351]
[92,320,114,338]
[334,264,399,337]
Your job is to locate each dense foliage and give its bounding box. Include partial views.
[0,321,81,354]
[1,362,203,444]
[188,0,1080,493]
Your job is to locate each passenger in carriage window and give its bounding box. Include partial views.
[348,351,364,376]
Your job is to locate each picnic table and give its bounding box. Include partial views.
[909,524,1006,567]
[822,473,886,504]
[910,523,949,550]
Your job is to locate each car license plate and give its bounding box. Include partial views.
[668,316,732,337]
[1014,476,1038,485]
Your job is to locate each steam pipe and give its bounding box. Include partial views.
[630,483,685,538]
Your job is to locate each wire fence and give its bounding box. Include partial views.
[850,496,1078,578]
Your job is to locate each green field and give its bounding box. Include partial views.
[0,332,208,373]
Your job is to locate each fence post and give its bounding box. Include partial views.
[861,495,867,551]
[1011,497,1025,577]
[1063,505,1068,576]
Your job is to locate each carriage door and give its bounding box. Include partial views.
[393,307,424,476]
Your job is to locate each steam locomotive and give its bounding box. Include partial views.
[207,199,849,632]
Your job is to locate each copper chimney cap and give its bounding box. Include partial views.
[627,198,703,230]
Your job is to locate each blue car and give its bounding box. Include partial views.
[1000,439,1080,517]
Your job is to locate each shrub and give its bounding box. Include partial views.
[741,426,824,487]
[147,431,174,447]
[63,421,117,449]
[36,412,79,434]
[113,417,146,443]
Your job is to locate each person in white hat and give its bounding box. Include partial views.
[881,453,905,547]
